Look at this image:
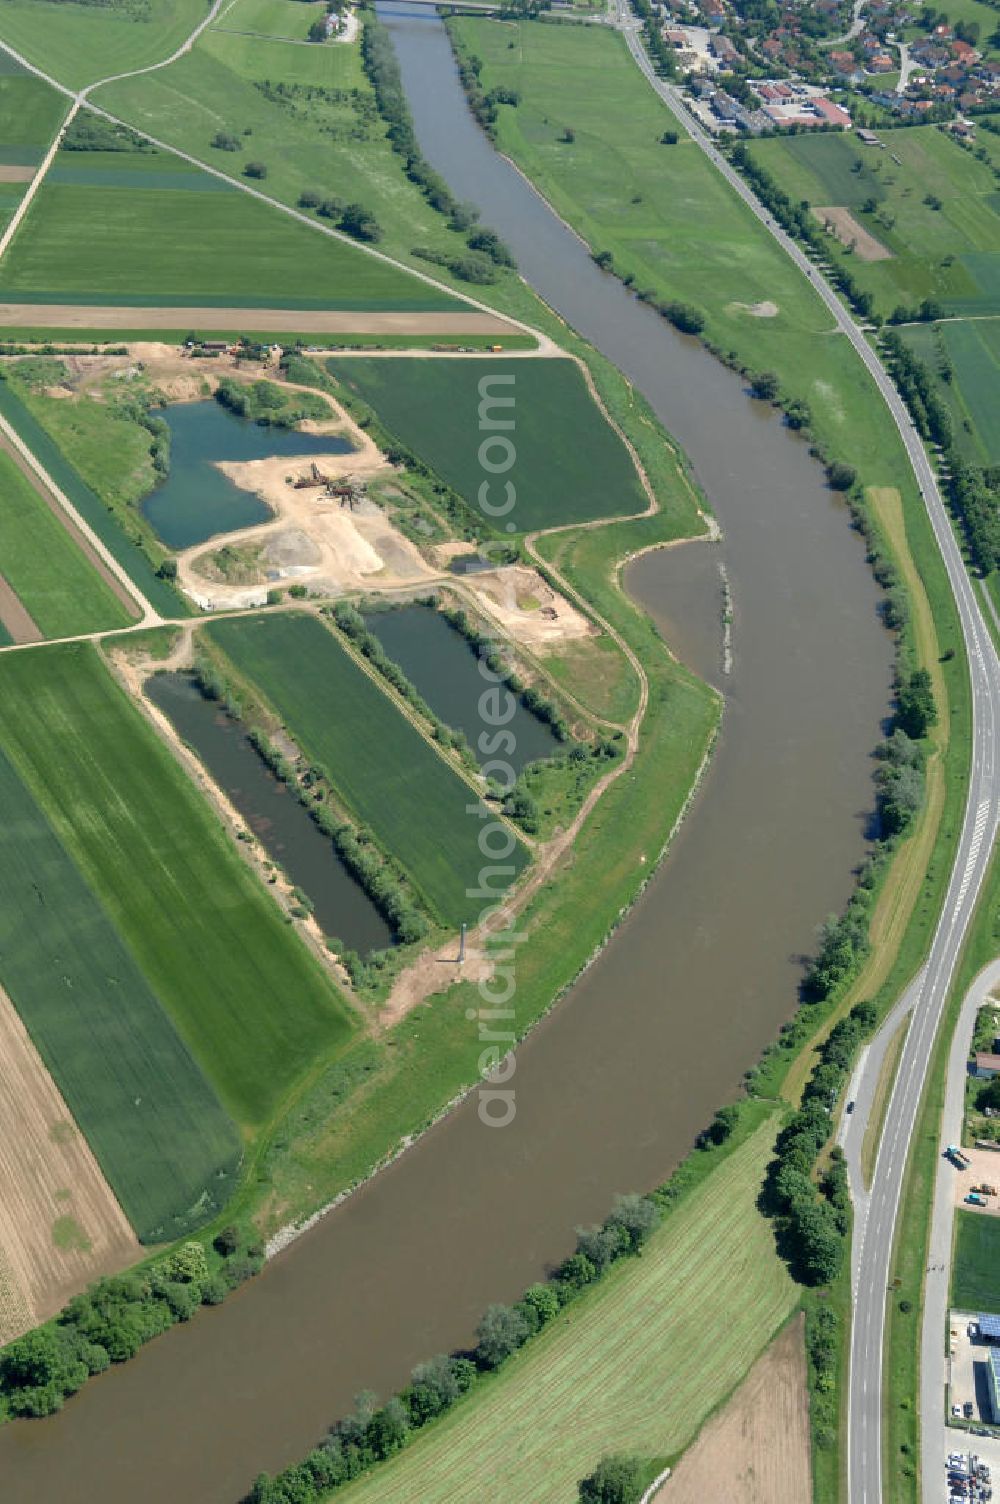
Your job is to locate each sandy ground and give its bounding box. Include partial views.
[0,985,140,1346]
[0,166,34,184]
[0,574,41,644]
[951,1145,1000,1214]
[814,206,892,262]
[0,305,519,334]
[656,1315,812,1504]
[468,564,593,650]
[729,300,780,318]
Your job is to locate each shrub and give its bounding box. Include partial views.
[578,1454,644,1503]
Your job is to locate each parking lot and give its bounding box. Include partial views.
[942,1313,1000,1499]
[939,1435,997,1502]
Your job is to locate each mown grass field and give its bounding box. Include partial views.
[92,18,507,297]
[751,126,1000,317]
[0,0,210,91]
[328,357,648,531]
[0,739,240,1242]
[218,0,323,41]
[0,146,461,309]
[0,643,356,1130]
[0,446,131,636]
[338,1112,795,1504]
[207,613,527,927]
[952,1208,1000,1309]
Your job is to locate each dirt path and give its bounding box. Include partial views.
[0,984,140,1346]
[0,305,521,335]
[655,1315,812,1504]
[0,575,41,644]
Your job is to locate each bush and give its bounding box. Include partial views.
[826,460,856,491]
[475,1303,530,1368]
[243,161,267,180]
[578,1454,644,1503]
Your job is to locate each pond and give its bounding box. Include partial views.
[146,672,393,956]
[141,400,352,550]
[363,603,562,773]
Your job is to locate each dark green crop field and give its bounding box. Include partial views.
[952,1209,1000,1309]
[0,446,132,636]
[328,357,648,532]
[0,740,240,1243]
[0,150,465,311]
[0,644,356,1129]
[0,73,66,158]
[208,613,529,927]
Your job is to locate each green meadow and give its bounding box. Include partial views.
[92,19,502,291]
[0,643,356,1130]
[900,319,1000,467]
[328,357,648,531]
[217,0,323,41]
[340,1114,795,1504]
[751,126,1000,317]
[0,72,67,159]
[207,613,528,928]
[952,1209,1000,1309]
[0,0,211,91]
[0,446,132,636]
[0,738,240,1242]
[0,147,461,309]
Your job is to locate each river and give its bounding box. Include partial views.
[0,11,893,1501]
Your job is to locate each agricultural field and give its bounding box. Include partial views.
[216,0,326,41]
[0,70,67,162]
[0,737,240,1243]
[750,126,1000,317]
[0,445,132,637]
[0,643,356,1130]
[0,983,140,1344]
[92,16,506,292]
[0,370,192,617]
[339,1113,796,1504]
[0,146,462,310]
[0,0,211,91]
[900,318,1000,467]
[328,357,648,531]
[207,612,529,927]
[951,1208,1000,1309]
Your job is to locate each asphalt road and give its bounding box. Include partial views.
[613,15,1000,1500]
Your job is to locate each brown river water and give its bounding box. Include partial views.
[0,10,893,1500]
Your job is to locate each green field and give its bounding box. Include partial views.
[338,1113,795,1504]
[952,1209,1000,1309]
[91,18,511,296]
[0,146,461,309]
[0,73,67,159]
[0,377,185,616]
[0,643,355,1128]
[0,446,132,636]
[0,737,240,1242]
[207,613,529,927]
[900,319,1000,467]
[217,0,323,40]
[329,357,648,531]
[751,126,1000,317]
[0,0,212,91]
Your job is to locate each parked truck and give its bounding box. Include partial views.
[966,1193,986,1206]
[948,1145,971,1168]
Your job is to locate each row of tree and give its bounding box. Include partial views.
[0,1232,260,1420]
[243,1194,661,1503]
[440,604,570,740]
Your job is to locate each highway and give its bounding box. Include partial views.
[613,9,1000,1500]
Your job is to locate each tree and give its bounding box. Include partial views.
[575,1224,622,1273]
[606,1193,660,1251]
[339,202,382,242]
[660,129,679,145]
[522,1283,560,1325]
[578,1454,644,1503]
[896,667,937,739]
[826,460,856,492]
[244,160,267,180]
[211,130,240,151]
[475,1303,529,1368]
[561,125,576,143]
[751,370,780,401]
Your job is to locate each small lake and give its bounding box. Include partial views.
[146,672,393,956]
[363,603,562,772]
[141,401,352,550]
